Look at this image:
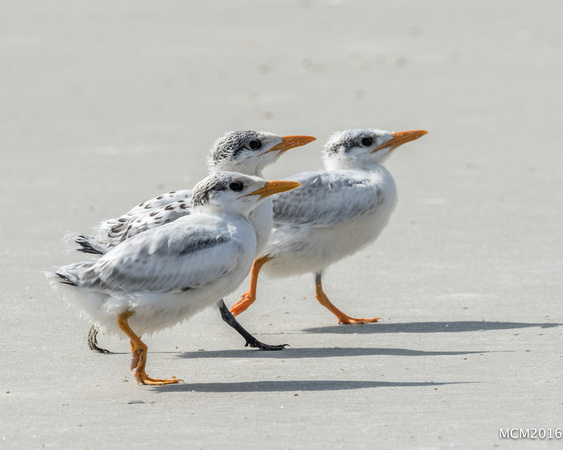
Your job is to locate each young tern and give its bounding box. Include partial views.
[70,131,315,352]
[229,128,428,324]
[48,172,300,385]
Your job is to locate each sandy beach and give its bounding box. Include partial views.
[2,1,562,448]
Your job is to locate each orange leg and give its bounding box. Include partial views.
[117,311,181,385]
[230,255,272,316]
[314,272,381,324]
[129,339,143,371]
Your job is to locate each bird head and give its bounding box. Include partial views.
[323,128,428,170]
[208,131,316,176]
[192,171,300,217]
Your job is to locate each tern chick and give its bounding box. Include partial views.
[76,131,315,255]
[48,172,300,385]
[229,128,428,323]
[70,131,315,352]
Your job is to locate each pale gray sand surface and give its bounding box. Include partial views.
[2,1,563,448]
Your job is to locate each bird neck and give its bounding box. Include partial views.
[210,165,263,178]
[323,157,384,171]
[193,203,251,220]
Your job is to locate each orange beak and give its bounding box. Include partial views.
[372,129,428,153]
[244,180,301,199]
[266,135,317,154]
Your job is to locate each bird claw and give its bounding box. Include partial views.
[88,326,112,354]
[135,372,182,385]
[244,340,289,351]
[229,293,254,316]
[90,343,112,354]
[338,316,382,325]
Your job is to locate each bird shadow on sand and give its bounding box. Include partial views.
[177,346,486,360]
[150,379,469,394]
[303,320,561,335]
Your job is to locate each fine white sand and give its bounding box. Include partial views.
[2,1,562,448]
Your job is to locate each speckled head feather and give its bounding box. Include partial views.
[324,129,387,155]
[208,131,265,168]
[322,128,395,170]
[191,171,266,210]
[192,172,237,207]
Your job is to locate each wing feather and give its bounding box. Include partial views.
[84,216,243,293]
[98,189,194,244]
[273,171,385,228]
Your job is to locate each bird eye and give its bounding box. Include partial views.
[229,182,244,192]
[360,137,373,147]
[248,140,262,150]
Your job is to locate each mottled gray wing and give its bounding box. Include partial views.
[86,216,243,293]
[273,171,384,227]
[102,189,193,243]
